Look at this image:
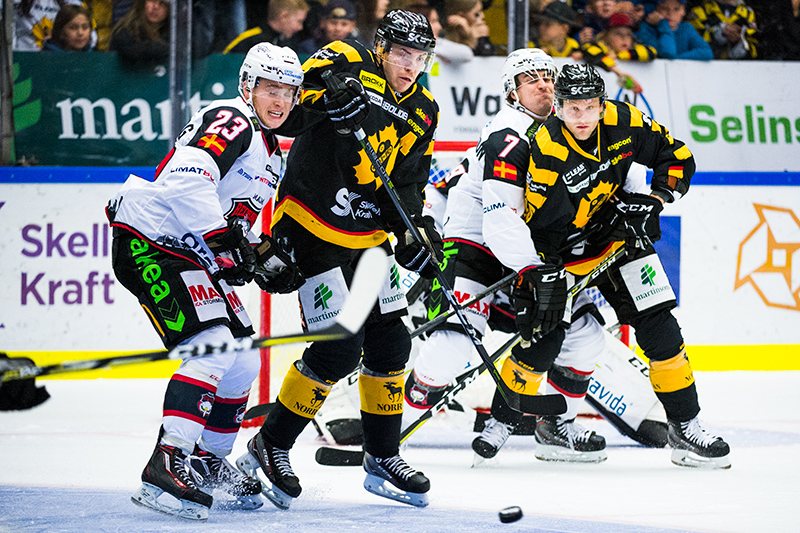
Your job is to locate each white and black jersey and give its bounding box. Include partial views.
[108,96,283,274]
[442,106,542,259]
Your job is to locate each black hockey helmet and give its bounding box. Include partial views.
[554,64,606,119]
[374,9,436,73]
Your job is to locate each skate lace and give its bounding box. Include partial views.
[270,448,296,478]
[557,419,593,447]
[680,418,719,447]
[480,418,513,448]
[170,451,200,489]
[379,455,416,481]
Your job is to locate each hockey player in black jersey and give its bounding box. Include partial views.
[236,10,440,508]
[109,43,305,520]
[476,63,730,469]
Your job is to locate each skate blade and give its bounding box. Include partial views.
[131,483,209,521]
[535,444,608,463]
[213,493,264,511]
[671,449,731,469]
[363,473,429,507]
[236,451,295,510]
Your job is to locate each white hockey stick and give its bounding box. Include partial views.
[1,248,389,382]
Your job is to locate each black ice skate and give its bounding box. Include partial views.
[534,416,607,463]
[363,452,430,507]
[131,442,213,521]
[471,417,514,465]
[188,447,263,510]
[668,417,731,469]
[235,431,301,509]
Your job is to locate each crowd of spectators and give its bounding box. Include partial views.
[10,0,800,63]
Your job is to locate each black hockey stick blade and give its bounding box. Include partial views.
[315,446,365,466]
[243,402,276,420]
[1,248,389,383]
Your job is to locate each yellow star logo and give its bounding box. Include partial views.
[353,124,401,189]
[575,181,617,228]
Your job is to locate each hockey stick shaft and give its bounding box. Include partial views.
[410,230,599,340]
[314,332,531,466]
[1,248,389,382]
[348,125,543,414]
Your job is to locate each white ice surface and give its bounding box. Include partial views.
[2,371,799,532]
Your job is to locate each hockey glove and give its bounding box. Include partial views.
[394,215,444,280]
[513,263,568,342]
[323,72,370,136]
[590,192,663,250]
[204,217,257,286]
[252,233,305,294]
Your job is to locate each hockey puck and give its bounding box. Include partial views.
[499,506,523,523]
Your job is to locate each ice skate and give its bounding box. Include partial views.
[188,447,263,510]
[668,417,731,469]
[131,442,213,521]
[534,416,607,463]
[235,431,301,509]
[471,417,514,465]
[363,452,430,507]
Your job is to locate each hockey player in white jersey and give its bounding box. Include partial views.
[107,43,305,520]
[403,49,602,463]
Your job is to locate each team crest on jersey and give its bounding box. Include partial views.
[225,199,259,227]
[198,392,215,417]
[235,404,247,424]
[575,181,616,228]
[353,124,402,188]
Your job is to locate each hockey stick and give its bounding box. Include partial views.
[312,248,628,466]
[323,71,561,416]
[0,248,389,382]
[409,230,600,340]
[245,243,628,422]
[314,332,524,466]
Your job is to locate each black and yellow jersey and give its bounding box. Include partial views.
[581,40,657,71]
[689,0,758,59]
[532,36,582,59]
[525,100,695,273]
[273,39,439,250]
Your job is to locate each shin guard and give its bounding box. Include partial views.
[359,367,404,458]
[277,360,333,419]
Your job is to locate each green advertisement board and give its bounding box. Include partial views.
[12,52,244,166]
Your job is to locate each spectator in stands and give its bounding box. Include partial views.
[688,0,758,59]
[355,0,390,44]
[194,0,248,58]
[297,0,363,56]
[224,0,309,54]
[533,1,583,59]
[443,0,495,56]
[578,0,617,44]
[582,11,656,66]
[42,4,94,51]
[109,0,170,66]
[396,0,475,64]
[13,0,97,51]
[637,0,712,59]
[614,0,646,28]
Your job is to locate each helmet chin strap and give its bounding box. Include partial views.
[508,90,551,122]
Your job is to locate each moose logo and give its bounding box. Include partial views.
[383,381,403,403]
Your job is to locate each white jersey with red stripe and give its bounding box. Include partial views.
[108,96,283,273]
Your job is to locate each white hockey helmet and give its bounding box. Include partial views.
[239,43,304,107]
[501,48,557,120]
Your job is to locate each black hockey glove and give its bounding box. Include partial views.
[323,71,370,136]
[394,215,444,280]
[590,192,663,250]
[204,217,256,286]
[252,233,305,294]
[513,262,568,342]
